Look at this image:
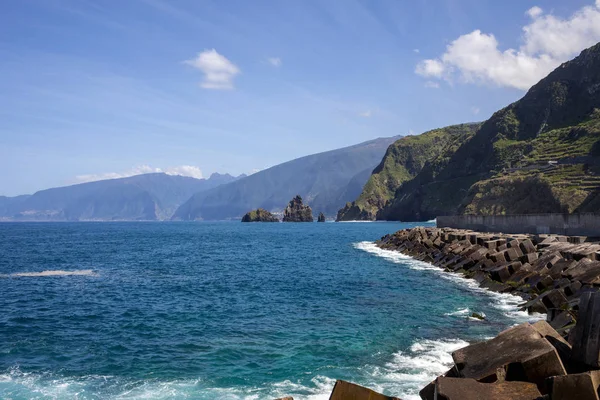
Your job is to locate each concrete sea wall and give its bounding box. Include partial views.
[437,214,600,237]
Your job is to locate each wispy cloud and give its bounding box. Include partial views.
[415,1,600,90]
[358,110,372,117]
[471,106,480,115]
[267,57,282,67]
[424,81,440,89]
[74,165,203,183]
[184,49,240,90]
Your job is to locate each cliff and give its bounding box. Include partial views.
[336,124,480,221]
[340,41,600,221]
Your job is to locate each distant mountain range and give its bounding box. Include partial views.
[0,172,241,221]
[0,135,400,221]
[172,136,400,220]
[338,41,600,221]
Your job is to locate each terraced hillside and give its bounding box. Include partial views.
[339,41,600,221]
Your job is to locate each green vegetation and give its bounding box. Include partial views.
[339,41,600,221]
[336,124,480,221]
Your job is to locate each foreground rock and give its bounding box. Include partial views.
[282,195,313,222]
[434,378,541,400]
[241,208,279,222]
[329,380,401,400]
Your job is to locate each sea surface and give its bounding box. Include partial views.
[0,221,542,400]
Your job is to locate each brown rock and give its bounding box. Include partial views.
[434,377,541,400]
[548,370,600,400]
[452,323,566,389]
[329,380,401,400]
[571,291,600,368]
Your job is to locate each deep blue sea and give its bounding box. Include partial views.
[0,221,542,400]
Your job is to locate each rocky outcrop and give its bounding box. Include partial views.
[241,208,279,222]
[282,196,313,222]
[317,212,326,222]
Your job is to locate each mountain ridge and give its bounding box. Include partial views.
[340,41,600,221]
[172,136,401,221]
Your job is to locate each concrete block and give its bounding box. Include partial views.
[434,377,541,400]
[548,370,600,400]
[452,323,566,389]
[329,380,401,400]
[571,292,600,368]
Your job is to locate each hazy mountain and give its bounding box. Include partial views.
[0,172,240,221]
[172,136,401,220]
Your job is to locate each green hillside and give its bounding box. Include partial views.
[339,41,600,221]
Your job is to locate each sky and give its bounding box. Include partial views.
[1,0,600,196]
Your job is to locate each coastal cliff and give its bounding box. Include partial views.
[338,41,600,221]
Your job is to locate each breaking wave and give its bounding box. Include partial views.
[0,269,97,278]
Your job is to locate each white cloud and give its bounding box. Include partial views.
[163,165,203,179]
[415,1,600,90]
[526,6,543,19]
[358,110,372,117]
[184,49,240,90]
[407,129,415,135]
[267,57,282,67]
[471,106,481,115]
[74,165,204,183]
[415,59,445,78]
[413,49,420,54]
[424,81,440,89]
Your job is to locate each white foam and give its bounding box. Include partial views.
[445,308,470,316]
[1,269,97,277]
[354,241,544,323]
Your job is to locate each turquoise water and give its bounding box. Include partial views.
[0,222,541,400]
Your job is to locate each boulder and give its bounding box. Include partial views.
[548,371,600,400]
[241,208,279,222]
[452,323,566,389]
[434,377,541,400]
[282,195,314,222]
[329,380,401,400]
[317,212,326,222]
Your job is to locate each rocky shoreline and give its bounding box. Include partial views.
[275,227,600,399]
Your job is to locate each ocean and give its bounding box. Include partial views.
[0,221,542,400]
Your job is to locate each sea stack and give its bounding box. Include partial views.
[317,212,326,222]
[241,208,279,222]
[282,195,313,222]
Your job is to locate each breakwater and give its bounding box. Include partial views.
[437,213,600,237]
[372,226,600,399]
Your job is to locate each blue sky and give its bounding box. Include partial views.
[1,0,600,195]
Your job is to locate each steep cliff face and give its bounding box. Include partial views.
[282,196,313,222]
[336,124,480,221]
[349,41,600,221]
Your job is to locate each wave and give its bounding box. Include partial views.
[354,241,544,323]
[0,269,97,278]
[0,337,468,400]
[0,367,334,400]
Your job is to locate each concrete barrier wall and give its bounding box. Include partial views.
[437,214,600,237]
